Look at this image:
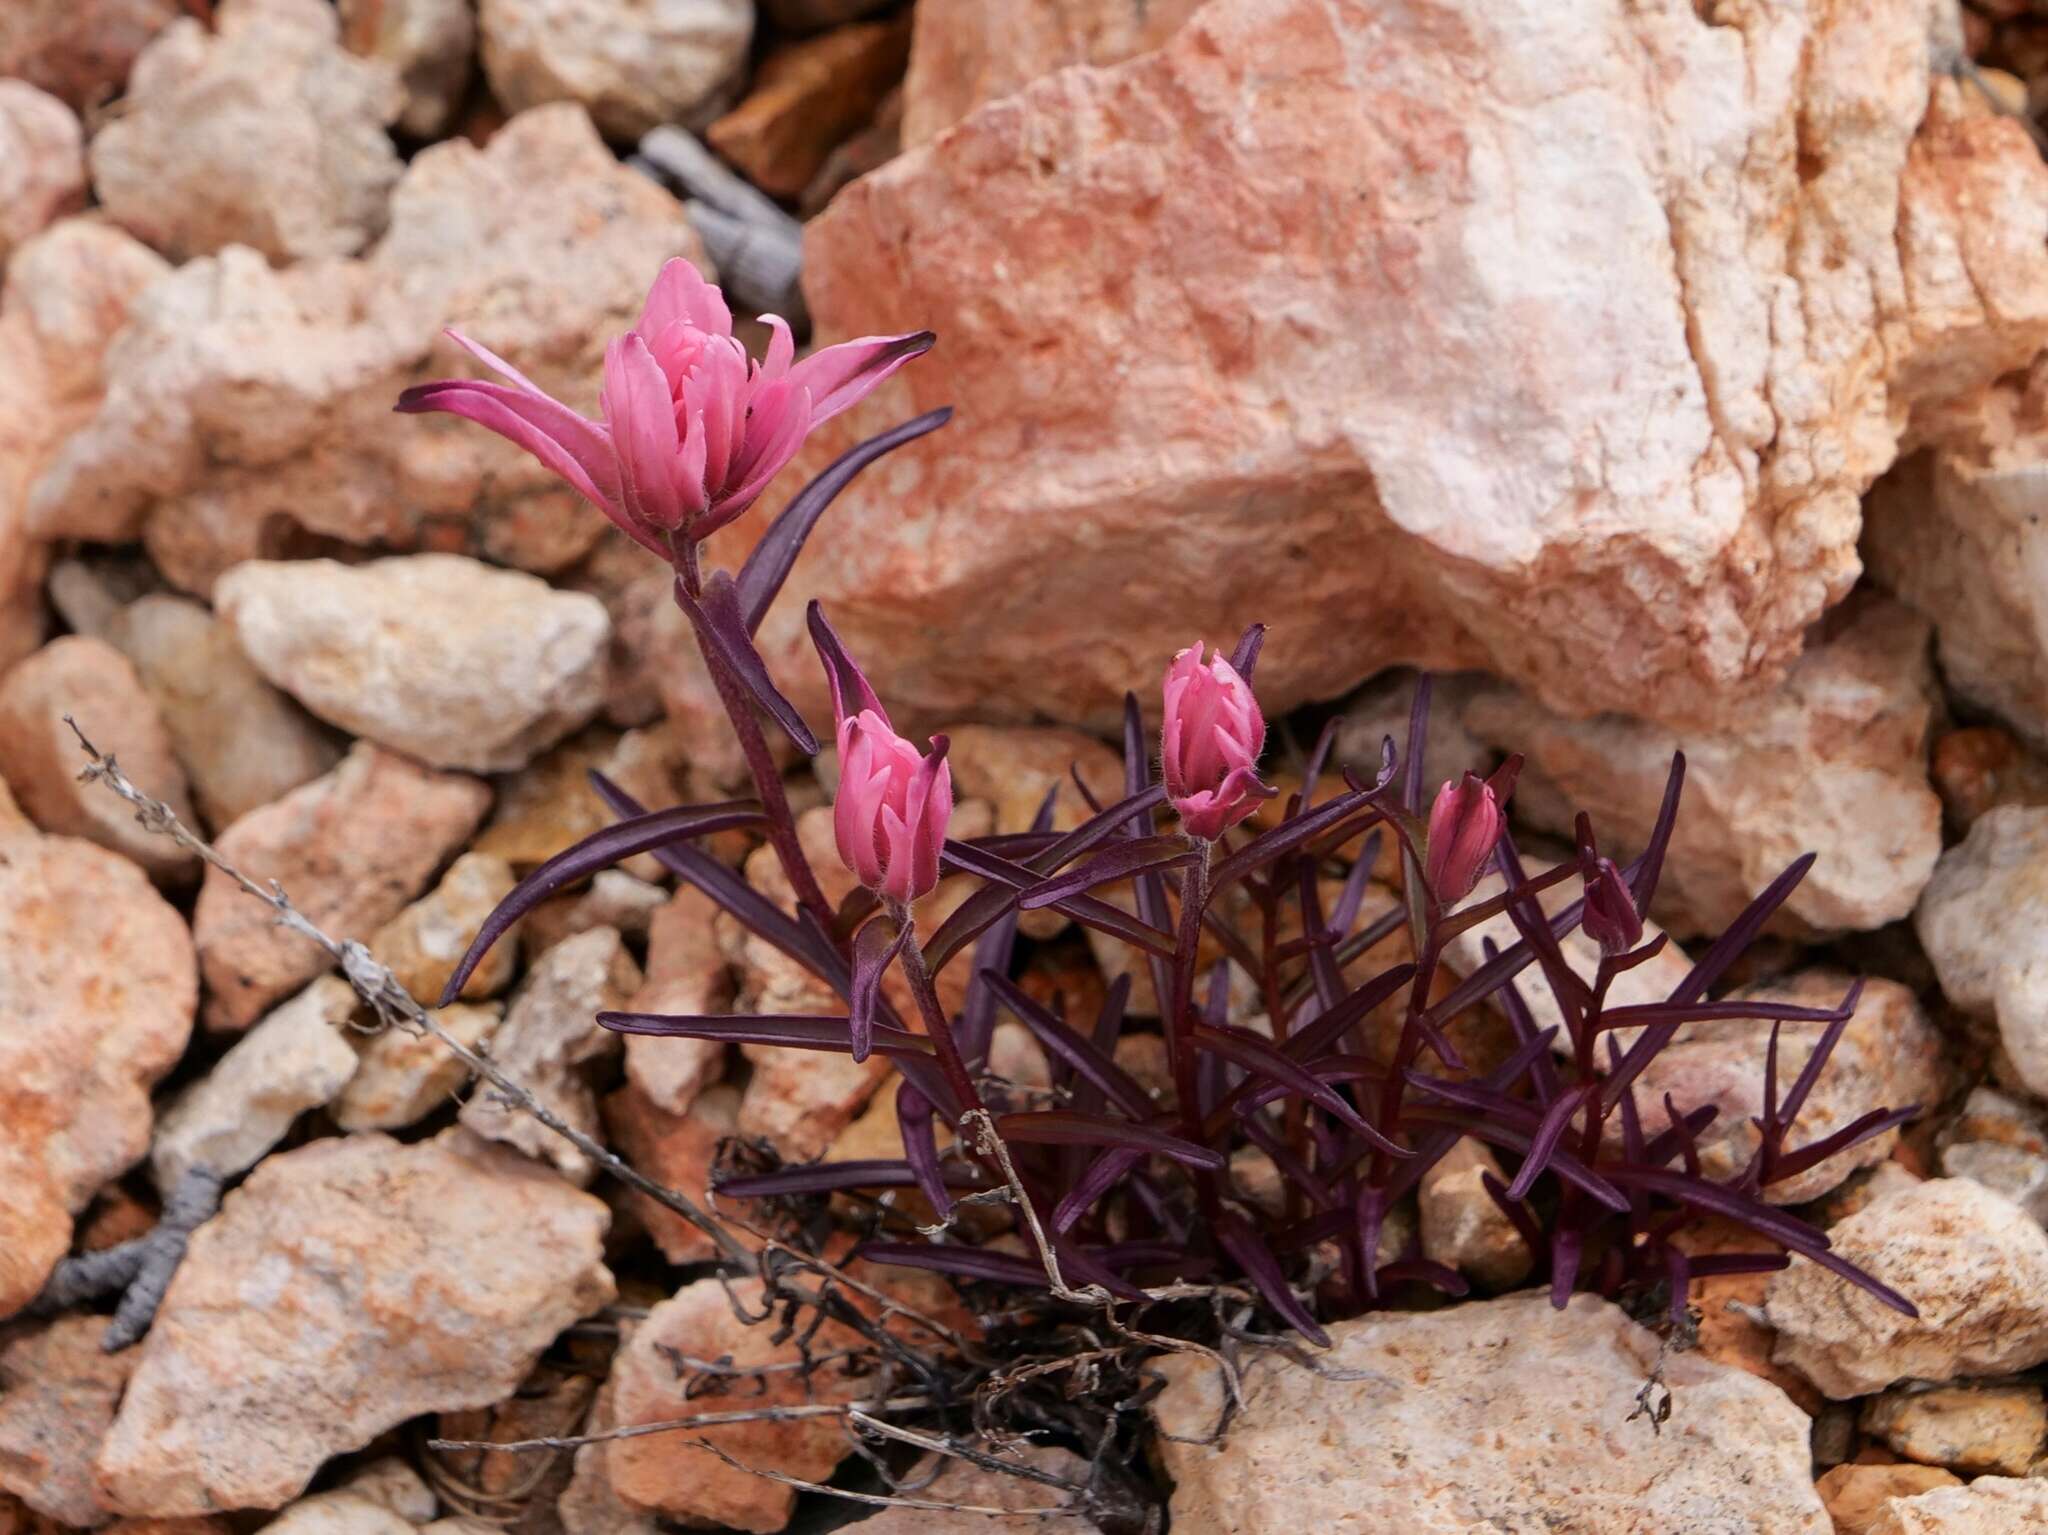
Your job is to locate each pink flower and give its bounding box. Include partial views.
[1425,771,1508,906]
[1162,643,1269,840]
[814,610,952,903]
[396,258,932,555]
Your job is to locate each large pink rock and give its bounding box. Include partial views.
[779,1,2048,733]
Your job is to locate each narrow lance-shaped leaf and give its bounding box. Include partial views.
[736,408,953,633]
[1052,1146,1145,1233]
[1017,836,1199,910]
[993,1110,1226,1170]
[678,570,819,754]
[438,798,762,1005]
[848,915,908,1063]
[1196,1023,1407,1158]
[895,1081,954,1217]
[985,973,1154,1121]
[1216,1211,1329,1346]
[1504,1084,1593,1203]
[716,1158,987,1199]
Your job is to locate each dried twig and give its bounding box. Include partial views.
[685,1437,1087,1518]
[428,1395,932,1453]
[34,1167,224,1350]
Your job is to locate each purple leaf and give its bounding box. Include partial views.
[599,1010,924,1055]
[985,974,1155,1121]
[942,839,1177,956]
[896,1081,955,1216]
[1196,1024,1406,1157]
[1216,1211,1329,1345]
[678,571,818,754]
[993,1111,1225,1170]
[1229,623,1268,681]
[1504,1084,1593,1203]
[1777,980,1865,1129]
[736,409,953,633]
[437,797,762,1005]
[1017,836,1200,910]
[856,1243,1051,1287]
[849,915,907,1063]
[1768,1104,1921,1183]
[1052,1146,1145,1233]
[1375,1259,1470,1297]
[1209,792,1375,893]
[1627,753,1687,910]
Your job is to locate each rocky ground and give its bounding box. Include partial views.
[7,0,2048,1532]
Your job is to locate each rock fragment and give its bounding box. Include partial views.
[1918,806,2048,1099]
[478,0,751,139]
[338,0,475,138]
[0,83,84,264]
[0,1316,136,1526]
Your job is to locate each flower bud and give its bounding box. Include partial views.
[1580,855,1643,957]
[1162,642,1269,840]
[834,715,953,904]
[1424,771,1505,905]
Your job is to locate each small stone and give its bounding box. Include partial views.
[0,1315,137,1526]
[0,83,84,264]
[603,1277,866,1532]
[557,1376,657,1535]
[193,742,490,1031]
[1940,1086,2048,1225]
[625,888,732,1115]
[521,870,667,962]
[843,1449,1101,1534]
[338,0,475,139]
[94,1131,615,1516]
[459,927,641,1182]
[339,1459,436,1524]
[216,555,611,774]
[0,0,181,112]
[1623,973,1943,1204]
[370,851,520,1004]
[260,1492,412,1535]
[150,975,361,1192]
[1931,727,2048,830]
[1150,1291,1827,1534]
[333,1001,501,1132]
[1815,1464,1963,1535]
[478,0,751,140]
[471,727,677,875]
[601,1081,739,1265]
[943,723,1127,840]
[1765,1178,2048,1398]
[107,594,341,833]
[559,530,669,729]
[705,17,910,200]
[1918,806,2048,1099]
[0,634,199,881]
[0,829,196,1318]
[89,0,404,263]
[1418,1138,1530,1290]
[1462,595,1943,937]
[1860,1383,2048,1476]
[1869,1476,2048,1534]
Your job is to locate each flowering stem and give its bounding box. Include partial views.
[1167,837,1214,1139]
[674,579,838,941]
[887,899,984,1119]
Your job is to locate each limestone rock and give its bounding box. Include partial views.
[192,742,490,1031]
[150,976,361,1191]
[339,1459,435,1524]
[459,927,641,1181]
[0,218,169,672]
[625,887,732,1115]
[0,828,196,1317]
[520,869,668,961]
[1918,806,2048,1100]
[1931,726,2048,830]
[0,1315,136,1526]
[1150,1291,1826,1534]
[106,594,341,832]
[781,0,2048,736]
[1765,1178,2048,1398]
[89,0,405,263]
[369,852,518,1005]
[706,17,910,199]
[33,105,697,580]
[260,1491,412,1535]
[1816,1465,1962,1535]
[339,0,476,139]
[1417,1138,1531,1290]
[0,0,180,112]
[333,1001,501,1132]
[842,1450,1100,1534]
[1870,1477,2048,1535]
[1463,595,1942,937]
[1623,973,1943,1204]
[601,1082,738,1265]
[1939,1086,2048,1225]
[1861,1383,2047,1476]
[470,726,682,877]
[0,84,84,264]
[477,0,751,140]
[94,1132,615,1516]
[603,1277,866,1532]
[0,634,199,881]
[901,0,1204,147]
[215,556,610,774]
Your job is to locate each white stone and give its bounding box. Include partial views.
[215,555,611,773]
[0,82,83,265]
[1918,806,2048,1100]
[478,0,751,139]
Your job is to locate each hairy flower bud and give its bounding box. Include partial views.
[1162,642,1269,840]
[1580,855,1644,956]
[1425,771,1505,905]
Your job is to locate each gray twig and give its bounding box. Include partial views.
[33,1167,223,1351]
[428,1394,931,1453]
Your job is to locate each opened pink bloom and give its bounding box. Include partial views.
[1162,643,1269,841]
[396,258,933,554]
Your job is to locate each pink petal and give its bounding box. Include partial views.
[602,334,686,533]
[636,257,733,342]
[785,330,935,427]
[758,315,795,380]
[704,381,812,531]
[442,327,551,398]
